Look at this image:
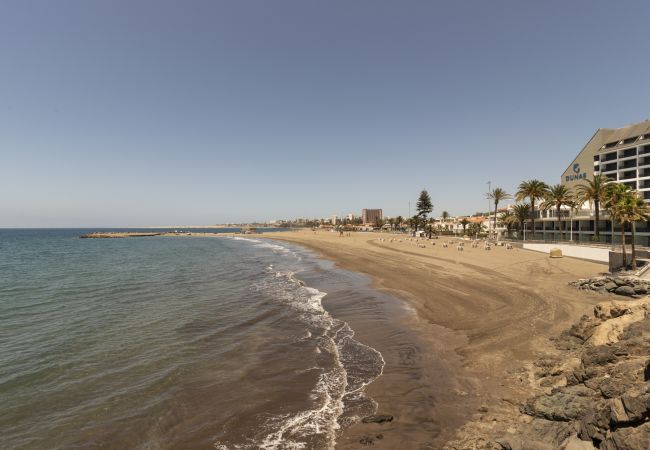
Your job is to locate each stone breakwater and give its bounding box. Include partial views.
[79,232,163,238]
[570,277,650,298]
[491,296,650,450]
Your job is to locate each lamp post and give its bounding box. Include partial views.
[487,181,492,239]
[523,222,527,241]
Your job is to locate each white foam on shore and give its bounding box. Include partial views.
[254,271,384,450]
[214,237,384,450]
[224,235,296,258]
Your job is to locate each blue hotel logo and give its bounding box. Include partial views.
[565,163,587,182]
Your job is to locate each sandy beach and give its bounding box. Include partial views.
[260,230,609,448]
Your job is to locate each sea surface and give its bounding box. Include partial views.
[0,229,385,449]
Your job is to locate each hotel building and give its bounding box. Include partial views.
[361,208,383,225]
[534,119,650,245]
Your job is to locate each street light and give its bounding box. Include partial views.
[523,222,527,241]
[487,181,492,239]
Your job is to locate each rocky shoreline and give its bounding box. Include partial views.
[447,284,650,450]
[570,277,650,298]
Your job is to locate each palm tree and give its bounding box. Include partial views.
[442,211,449,222]
[467,222,485,238]
[426,217,436,238]
[487,187,511,238]
[395,216,403,231]
[613,192,650,269]
[575,175,612,241]
[460,217,470,234]
[512,203,531,239]
[540,184,573,241]
[498,210,517,238]
[515,180,549,240]
[604,183,633,265]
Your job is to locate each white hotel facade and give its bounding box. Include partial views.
[532,119,650,246]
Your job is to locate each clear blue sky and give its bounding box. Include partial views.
[2,0,650,226]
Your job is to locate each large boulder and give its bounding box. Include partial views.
[601,421,650,450]
[521,386,599,421]
[615,285,636,296]
[581,346,618,367]
[603,282,618,292]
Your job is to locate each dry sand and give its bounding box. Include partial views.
[261,230,609,448]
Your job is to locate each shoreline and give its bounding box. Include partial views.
[258,230,609,447]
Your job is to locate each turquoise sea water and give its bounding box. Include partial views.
[0,229,384,449]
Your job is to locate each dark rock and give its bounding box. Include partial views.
[582,346,617,367]
[578,403,611,443]
[521,386,598,421]
[615,286,636,296]
[601,421,650,450]
[604,282,618,291]
[361,414,393,424]
[375,434,383,440]
[359,436,374,445]
[478,406,488,413]
[598,360,646,398]
[634,285,648,295]
[613,278,628,287]
[620,389,650,423]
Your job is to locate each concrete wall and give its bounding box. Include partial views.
[522,243,610,263]
[609,249,650,272]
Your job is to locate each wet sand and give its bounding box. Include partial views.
[262,230,608,448]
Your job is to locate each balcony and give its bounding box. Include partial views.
[640,168,650,178]
[623,181,637,190]
[639,145,650,156]
[619,160,637,170]
[619,148,637,158]
[620,170,636,180]
[639,157,650,167]
[601,163,617,173]
[639,180,650,190]
[600,152,617,162]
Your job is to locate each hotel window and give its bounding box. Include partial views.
[604,141,619,149]
[622,136,639,145]
[619,148,637,158]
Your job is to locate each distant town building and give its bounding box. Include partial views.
[347,213,355,221]
[331,214,338,225]
[362,208,383,224]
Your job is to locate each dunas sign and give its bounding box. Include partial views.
[565,163,587,182]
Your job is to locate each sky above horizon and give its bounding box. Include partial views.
[2,0,650,227]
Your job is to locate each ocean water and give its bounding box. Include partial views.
[0,229,384,449]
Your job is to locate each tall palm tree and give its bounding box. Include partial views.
[442,211,449,223]
[575,175,612,241]
[512,203,531,239]
[613,192,650,269]
[604,183,633,265]
[395,216,403,231]
[498,210,517,238]
[487,187,511,238]
[540,184,573,241]
[516,180,549,240]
